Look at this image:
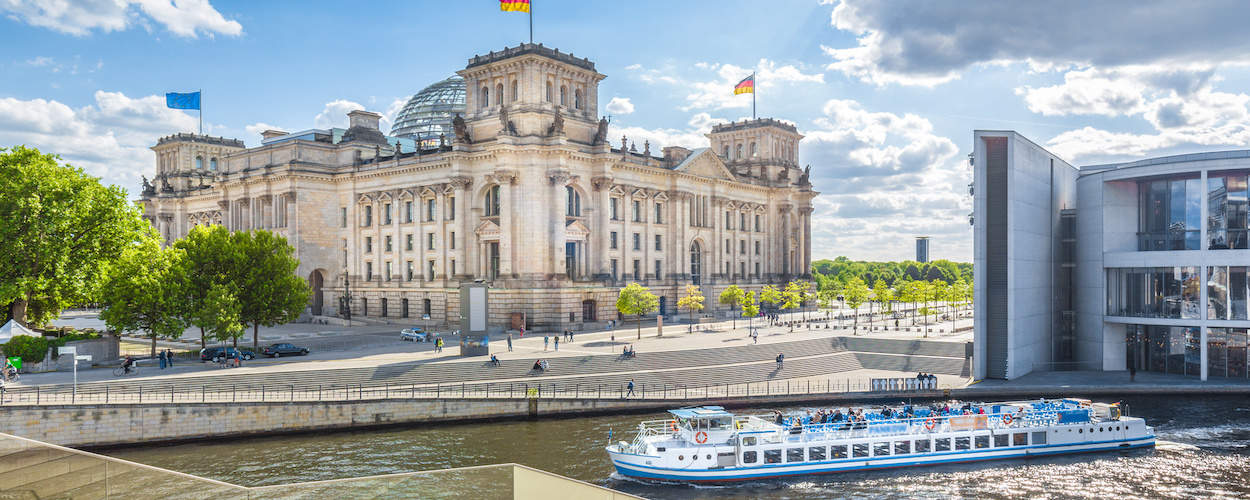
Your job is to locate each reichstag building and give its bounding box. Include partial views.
[140,43,818,329]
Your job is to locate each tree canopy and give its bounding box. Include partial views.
[98,234,189,357]
[811,256,971,291]
[616,282,659,339]
[678,284,705,332]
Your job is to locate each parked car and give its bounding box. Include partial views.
[400,328,429,342]
[262,343,309,358]
[199,347,256,362]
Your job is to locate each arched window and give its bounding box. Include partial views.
[566,186,581,216]
[690,241,702,286]
[749,142,757,157]
[195,156,203,169]
[735,144,743,159]
[484,185,501,216]
[209,158,218,171]
[511,80,518,102]
[545,82,552,102]
[480,86,489,109]
[560,85,567,106]
[495,83,503,105]
[574,89,582,109]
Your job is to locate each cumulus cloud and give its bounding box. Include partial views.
[821,0,1250,86]
[605,97,634,115]
[607,113,728,153]
[1,0,243,38]
[0,91,199,196]
[633,59,824,111]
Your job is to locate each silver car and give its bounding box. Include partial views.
[400,328,428,342]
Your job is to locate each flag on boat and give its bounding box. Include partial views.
[734,75,754,95]
[500,0,530,13]
[165,91,201,110]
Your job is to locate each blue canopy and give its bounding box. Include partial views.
[668,406,732,419]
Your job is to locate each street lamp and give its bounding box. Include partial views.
[340,270,354,324]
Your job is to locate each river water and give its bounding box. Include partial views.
[106,395,1250,499]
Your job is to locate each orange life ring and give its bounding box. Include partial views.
[924,418,937,431]
[669,420,679,432]
[695,431,708,444]
[1002,414,1013,426]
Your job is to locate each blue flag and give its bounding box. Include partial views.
[166,91,201,110]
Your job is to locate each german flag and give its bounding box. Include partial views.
[734,74,754,95]
[500,0,530,13]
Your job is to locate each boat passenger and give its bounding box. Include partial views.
[774,410,785,426]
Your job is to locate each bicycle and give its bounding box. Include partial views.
[113,363,138,377]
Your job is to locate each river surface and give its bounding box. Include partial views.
[106,395,1250,499]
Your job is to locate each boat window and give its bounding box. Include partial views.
[853,443,869,458]
[954,437,970,450]
[742,436,756,447]
[915,439,931,453]
[764,449,782,464]
[787,448,804,462]
[1013,433,1028,446]
[831,445,848,459]
[975,435,990,449]
[1031,431,1047,445]
[894,441,911,455]
[809,446,826,461]
[873,443,891,457]
[993,434,1009,447]
[935,438,951,452]
[743,451,757,464]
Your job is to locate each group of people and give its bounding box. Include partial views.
[543,334,560,351]
[157,349,176,369]
[532,359,550,371]
[621,344,636,358]
[915,372,938,389]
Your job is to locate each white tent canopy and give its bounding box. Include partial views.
[0,319,40,344]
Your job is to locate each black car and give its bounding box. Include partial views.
[199,347,256,362]
[263,343,309,358]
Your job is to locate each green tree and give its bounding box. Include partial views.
[741,291,759,330]
[923,280,946,337]
[759,285,782,322]
[718,285,745,330]
[99,235,189,357]
[174,225,235,349]
[232,230,311,349]
[616,282,659,339]
[677,284,705,333]
[781,280,806,332]
[0,146,149,326]
[842,277,870,335]
[874,279,894,314]
[198,282,245,346]
[898,280,924,326]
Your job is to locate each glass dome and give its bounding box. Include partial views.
[390,76,466,148]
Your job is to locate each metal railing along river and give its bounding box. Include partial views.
[0,377,952,406]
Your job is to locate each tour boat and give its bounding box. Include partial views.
[605,399,1154,482]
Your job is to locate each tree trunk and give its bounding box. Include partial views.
[253,323,259,350]
[9,299,28,326]
[150,335,157,358]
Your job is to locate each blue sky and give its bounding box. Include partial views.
[5,1,1250,262]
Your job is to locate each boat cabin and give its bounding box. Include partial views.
[669,406,735,445]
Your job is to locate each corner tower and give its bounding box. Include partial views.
[707,118,804,183]
[456,43,607,144]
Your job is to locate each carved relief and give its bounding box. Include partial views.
[590,176,613,191]
[547,169,572,186]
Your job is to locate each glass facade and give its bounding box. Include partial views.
[1206,328,1249,378]
[389,76,466,148]
[1106,267,1200,319]
[1125,324,1202,376]
[1138,176,1201,251]
[1207,170,1249,249]
[1207,266,1250,320]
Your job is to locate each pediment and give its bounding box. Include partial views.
[674,148,737,181]
[474,219,501,239]
[398,189,414,200]
[608,185,626,196]
[652,191,669,202]
[565,219,591,238]
[420,186,437,198]
[630,188,648,200]
[357,194,373,204]
[377,192,393,201]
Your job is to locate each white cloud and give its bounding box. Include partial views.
[0,90,199,196]
[1,0,243,38]
[633,59,824,111]
[313,99,366,129]
[623,63,641,71]
[25,56,54,66]
[605,97,634,115]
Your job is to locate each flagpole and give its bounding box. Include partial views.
[529,2,533,43]
[752,72,756,120]
[198,88,203,135]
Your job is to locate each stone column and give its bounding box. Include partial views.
[495,170,517,277]
[549,170,571,278]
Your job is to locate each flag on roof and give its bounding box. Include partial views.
[734,75,754,95]
[500,0,530,13]
[165,91,201,110]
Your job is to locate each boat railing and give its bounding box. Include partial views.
[743,406,1092,442]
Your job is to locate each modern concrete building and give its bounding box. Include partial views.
[973,130,1250,381]
[915,236,929,263]
[138,43,817,330]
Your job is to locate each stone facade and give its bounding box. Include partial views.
[139,43,817,330]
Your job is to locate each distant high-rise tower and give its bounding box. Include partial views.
[915,236,930,263]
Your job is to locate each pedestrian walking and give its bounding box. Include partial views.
[544,335,549,351]
[569,330,574,342]
[158,349,167,370]
[507,333,513,352]
[554,336,559,351]
[625,379,635,398]
[165,349,174,367]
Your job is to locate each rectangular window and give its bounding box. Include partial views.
[1012,433,1028,446]
[764,449,782,464]
[610,198,619,220]
[450,259,456,276]
[740,240,745,254]
[1031,432,1047,445]
[632,200,641,222]
[873,443,891,457]
[341,207,348,228]
[830,445,848,459]
[450,232,456,250]
[975,435,990,449]
[934,438,951,452]
[448,196,455,220]
[427,233,435,250]
[915,439,931,453]
[366,262,373,281]
[755,262,760,277]
[725,211,732,229]
[742,451,757,464]
[426,199,435,221]
[366,237,373,253]
[739,262,745,278]
[385,261,392,281]
[655,234,662,251]
[405,201,413,223]
[406,261,413,281]
[1106,266,1201,319]
[1138,176,1201,251]
[655,260,662,279]
[755,241,761,255]
[364,205,373,226]
[633,260,641,280]
[993,434,1009,448]
[786,448,804,463]
[426,260,435,281]
[610,232,618,249]
[725,239,730,253]
[385,235,393,252]
[894,441,910,455]
[808,446,826,461]
[384,203,392,225]
[611,259,618,279]
[755,214,761,231]
[633,233,641,251]
[406,234,414,251]
[954,437,970,451]
[740,212,745,230]
[655,203,663,223]
[852,443,869,458]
